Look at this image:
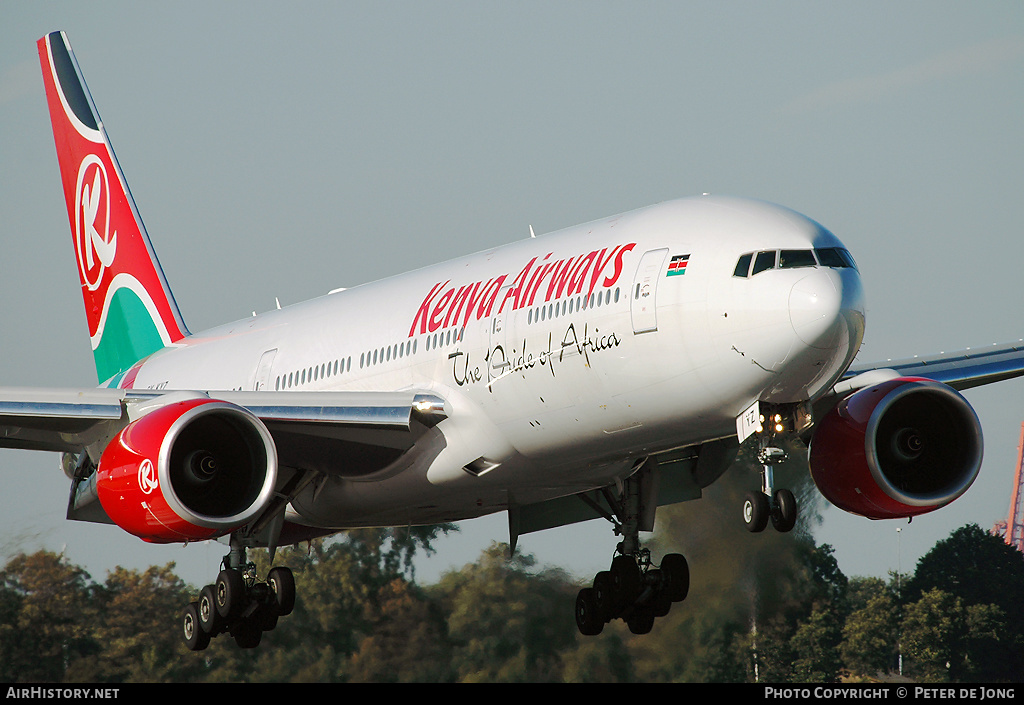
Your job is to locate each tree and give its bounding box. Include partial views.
[789,603,843,682]
[0,551,97,682]
[346,578,453,682]
[840,577,899,678]
[901,588,963,682]
[433,543,579,682]
[904,524,1024,680]
[69,564,194,683]
[560,632,636,683]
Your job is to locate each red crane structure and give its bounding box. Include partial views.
[993,422,1024,553]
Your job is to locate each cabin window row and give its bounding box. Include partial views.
[357,326,464,371]
[526,287,621,326]
[275,356,353,390]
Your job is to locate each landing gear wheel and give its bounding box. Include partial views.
[771,488,797,532]
[575,588,604,636]
[215,568,245,620]
[626,607,655,635]
[650,590,672,618]
[268,566,295,616]
[592,570,615,622]
[231,617,263,649]
[743,491,770,533]
[182,602,210,651]
[610,554,641,611]
[660,553,689,602]
[198,584,223,635]
[574,464,685,638]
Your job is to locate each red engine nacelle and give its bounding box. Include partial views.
[808,377,982,520]
[96,397,278,543]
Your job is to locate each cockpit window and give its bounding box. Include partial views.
[733,252,753,277]
[751,250,777,275]
[814,247,858,270]
[735,246,858,278]
[779,249,817,268]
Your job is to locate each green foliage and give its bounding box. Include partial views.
[1,518,1022,682]
[840,577,899,676]
[432,543,578,682]
[901,588,964,682]
[0,551,98,682]
[902,523,1024,681]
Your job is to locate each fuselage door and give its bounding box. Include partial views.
[630,248,668,334]
[254,348,278,391]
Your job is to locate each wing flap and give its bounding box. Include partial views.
[0,388,447,474]
[0,387,126,452]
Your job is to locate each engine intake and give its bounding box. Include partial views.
[808,377,982,519]
[96,397,278,542]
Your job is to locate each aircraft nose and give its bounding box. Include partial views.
[789,268,863,349]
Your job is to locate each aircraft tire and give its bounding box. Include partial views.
[231,618,263,649]
[610,555,641,610]
[268,566,296,616]
[215,568,245,620]
[182,602,210,651]
[575,588,604,636]
[743,491,770,533]
[198,584,223,635]
[771,489,797,532]
[660,553,690,602]
[627,607,655,635]
[593,571,617,621]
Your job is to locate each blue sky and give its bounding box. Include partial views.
[1,2,1023,589]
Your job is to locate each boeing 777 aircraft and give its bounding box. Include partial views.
[5,31,1021,650]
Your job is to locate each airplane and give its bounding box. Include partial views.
[3,30,1020,649]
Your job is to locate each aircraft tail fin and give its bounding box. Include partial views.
[37,31,189,384]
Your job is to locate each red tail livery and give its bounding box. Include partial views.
[38,31,189,383]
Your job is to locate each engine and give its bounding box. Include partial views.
[95,397,278,543]
[807,377,982,520]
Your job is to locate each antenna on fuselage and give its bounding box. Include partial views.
[529,225,536,238]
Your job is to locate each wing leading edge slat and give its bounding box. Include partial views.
[0,388,447,464]
[844,340,1024,391]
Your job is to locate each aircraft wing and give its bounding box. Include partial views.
[836,339,1024,395]
[0,387,447,478]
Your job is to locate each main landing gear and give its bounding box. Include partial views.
[576,548,690,636]
[574,459,690,636]
[182,540,296,651]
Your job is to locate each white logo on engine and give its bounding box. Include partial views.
[138,458,158,495]
[75,154,118,291]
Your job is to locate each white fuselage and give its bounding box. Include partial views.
[118,196,866,529]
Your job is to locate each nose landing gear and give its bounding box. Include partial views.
[742,405,803,534]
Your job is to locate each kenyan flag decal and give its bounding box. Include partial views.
[667,254,690,276]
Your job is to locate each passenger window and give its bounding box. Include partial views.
[779,249,816,268]
[734,253,753,277]
[752,250,776,275]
